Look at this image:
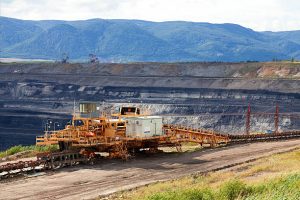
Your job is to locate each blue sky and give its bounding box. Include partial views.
[1,0,300,31]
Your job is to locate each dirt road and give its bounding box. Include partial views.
[1,139,300,200]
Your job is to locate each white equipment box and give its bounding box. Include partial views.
[125,116,163,137]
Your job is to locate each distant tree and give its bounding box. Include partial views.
[291,57,295,62]
[89,54,99,63]
[61,53,69,64]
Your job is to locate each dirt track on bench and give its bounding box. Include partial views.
[1,139,300,200]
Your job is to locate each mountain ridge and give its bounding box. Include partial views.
[1,16,300,62]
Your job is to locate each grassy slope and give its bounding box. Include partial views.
[107,148,300,200]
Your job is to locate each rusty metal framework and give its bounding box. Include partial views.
[274,104,279,134]
[34,105,230,160]
[0,151,90,179]
[245,103,251,135]
[34,104,298,158]
[230,130,300,142]
[163,124,229,147]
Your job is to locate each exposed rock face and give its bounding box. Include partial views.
[0,62,299,150]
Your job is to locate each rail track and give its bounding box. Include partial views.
[229,131,300,143]
[1,129,300,180]
[0,151,90,180]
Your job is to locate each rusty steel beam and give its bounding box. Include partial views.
[274,104,279,134]
[245,103,251,135]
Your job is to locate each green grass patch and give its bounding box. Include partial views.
[148,188,214,200]
[143,174,300,200]
[0,145,58,159]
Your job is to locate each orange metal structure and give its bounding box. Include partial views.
[2,104,300,178]
[36,105,229,158]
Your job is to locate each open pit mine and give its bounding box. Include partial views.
[0,61,300,178]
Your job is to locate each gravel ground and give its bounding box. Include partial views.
[1,139,300,200]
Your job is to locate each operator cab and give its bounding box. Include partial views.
[120,107,140,116]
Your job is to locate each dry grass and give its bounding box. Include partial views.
[104,148,300,200]
[159,142,203,153]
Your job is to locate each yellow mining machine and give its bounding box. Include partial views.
[36,103,229,159]
[2,103,300,178]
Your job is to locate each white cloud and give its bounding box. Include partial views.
[1,0,300,31]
